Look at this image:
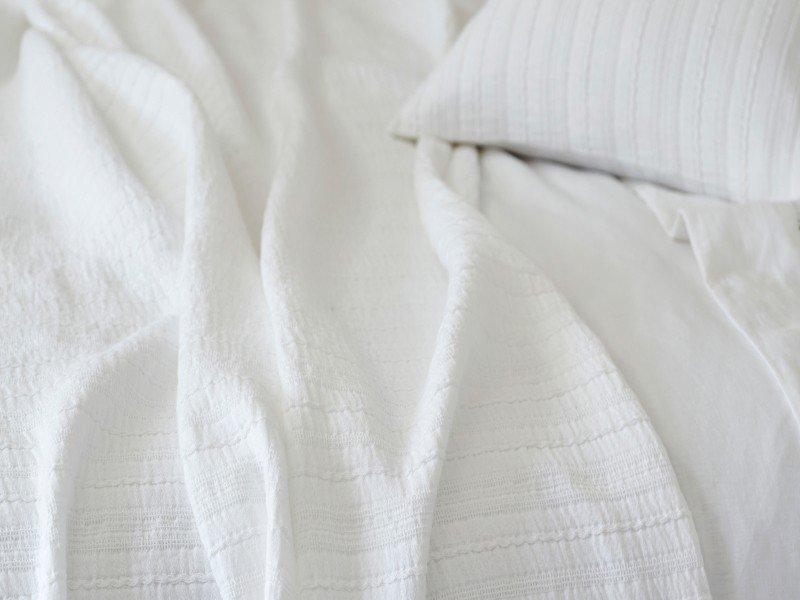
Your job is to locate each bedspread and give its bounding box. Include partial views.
[0,1,708,598]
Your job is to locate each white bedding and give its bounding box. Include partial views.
[0,0,794,598]
[395,0,800,203]
[480,151,800,599]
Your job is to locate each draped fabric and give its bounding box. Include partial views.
[0,1,708,597]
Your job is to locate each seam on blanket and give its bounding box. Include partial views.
[66,573,216,590]
[181,365,632,457]
[428,509,691,561]
[208,527,265,557]
[285,414,649,482]
[444,415,648,461]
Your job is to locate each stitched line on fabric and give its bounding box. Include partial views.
[290,445,667,525]
[208,527,265,557]
[300,564,422,593]
[77,478,183,490]
[182,362,628,458]
[445,415,648,462]
[285,413,648,482]
[65,573,215,590]
[429,509,690,562]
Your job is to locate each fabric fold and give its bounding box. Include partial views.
[0,0,710,597]
[416,138,710,598]
[633,182,800,433]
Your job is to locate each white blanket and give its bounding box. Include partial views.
[0,1,708,598]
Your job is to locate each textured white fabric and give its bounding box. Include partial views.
[632,182,800,430]
[479,150,800,599]
[0,0,710,598]
[394,0,800,203]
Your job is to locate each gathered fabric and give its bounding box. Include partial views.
[0,0,708,597]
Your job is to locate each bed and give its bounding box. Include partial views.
[0,0,797,598]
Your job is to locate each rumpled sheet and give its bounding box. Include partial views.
[479,150,800,599]
[634,183,800,429]
[0,1,708,598]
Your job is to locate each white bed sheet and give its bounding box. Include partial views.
[480,150,800,600]
[0,0,793,597]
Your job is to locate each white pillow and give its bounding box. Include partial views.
[394,0,800,203]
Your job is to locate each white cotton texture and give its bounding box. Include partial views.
[0,0,709,598]
[394,0,800,203]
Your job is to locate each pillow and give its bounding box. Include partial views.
[394,0,800,203]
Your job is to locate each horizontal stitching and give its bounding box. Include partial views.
[66,573,215,591]
[300,565,421,593]
[289,451,438,482]
[429,510,690,562]
[208,528,264,557]
[0,495,36,504]
[458,348,608,391]
[464,367,619,411]
[446,415,648,462]
[288,415,648,481]
[183,381,454,456]
[78,478,182,490]
[183,366,628,460]
[290,446,661,522]
[0,444,34,452]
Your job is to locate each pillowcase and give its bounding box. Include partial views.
[394,0,800,203]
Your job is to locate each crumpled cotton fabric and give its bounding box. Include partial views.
[0,0,708,598]
[634,182,800,433]
[478,150,800,599]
